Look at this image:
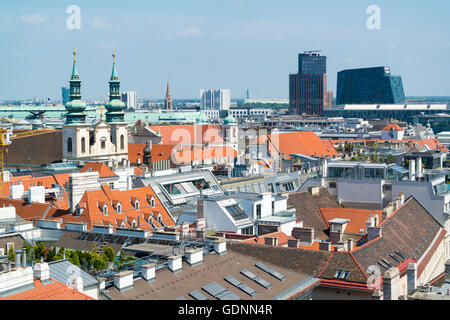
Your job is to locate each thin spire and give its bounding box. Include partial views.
[112,49,116,64]
[111,49,118,79]
[73,46,77,62]
[71,46,79,79]
[166,79,170,97]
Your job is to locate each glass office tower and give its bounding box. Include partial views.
[289,51,328,116]
[336,66,406,105]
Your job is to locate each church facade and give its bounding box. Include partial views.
[62,48,129,165]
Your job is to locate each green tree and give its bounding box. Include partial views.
[92,255,107,271]
[7,246,15,262]
[103,246,115,263]
[387,154,395,164]
[69,251,80,266]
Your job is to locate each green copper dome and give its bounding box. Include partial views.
[224,114,236,124]
[105,99,125,111]
[196,112,208,123]
[65,99,87,112]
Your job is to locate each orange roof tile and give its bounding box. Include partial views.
[128,143,146,165]
[151,144,177,162]
[1,279,94,300]
[148,124,224,145]
[257,131,338,159]
[80,162,118,178]
[241,231,292,246]
[319,208,382,234]
[382,123,403,131]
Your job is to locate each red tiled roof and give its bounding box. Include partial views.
[382,123,403,132]
[241,231,293,246]
[128,143,146,165]
[151,144,177,162]
[148,124,224,145]
[80,162,118,178]
[319,208,382,235]
[257,131,338,159]
[174,146,237,164]
[1,279,94,300]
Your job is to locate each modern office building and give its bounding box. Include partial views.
[336,66,406,105]
[289,51,328,116]
[61,87,70,105]
[121,91,138,110]
[200,89,231,111]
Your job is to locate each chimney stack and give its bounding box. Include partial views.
[213,240,227,255]
[409,159,416,181]
[141,264,156,282]
[292,227,314,244]
[14,250,22,269]
[319,241,331,251]
[347,239,354,252]
[21,249,27,268]
[407,262,417,294]
[329,231,343,244]
[168,255,182,273]
[185,248,204,266]
[33,262,50,282]
[70,276,84,292]
[113,270,134,292]
[383,267,401,300]
[308,186,320,196]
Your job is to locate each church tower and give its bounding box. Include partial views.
[62,47,90,162]
[164,80,173,110]
[104,49,128,164]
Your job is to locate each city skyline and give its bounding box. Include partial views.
[1,0,449,100]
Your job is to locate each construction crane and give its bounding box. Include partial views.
[0,118,61,196]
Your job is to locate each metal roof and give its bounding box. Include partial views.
[48,259,100,288]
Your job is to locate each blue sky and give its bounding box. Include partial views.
[1,0,449,100]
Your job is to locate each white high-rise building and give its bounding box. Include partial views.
[200,89,230,110]
[121,91,138,110]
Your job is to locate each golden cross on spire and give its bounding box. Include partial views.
[73,46,77,62]
[112,49,116,64]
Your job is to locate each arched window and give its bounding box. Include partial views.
[151,197,155,207]
[157,213,162,224]
[135,200,139,210]
[120,134,125,150]
[81,137,86,154]
[103,204,108,215]
[67,138,73,153]
[117,203,121,213]
[100,137,106,149]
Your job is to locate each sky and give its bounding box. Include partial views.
[1,0,449,100]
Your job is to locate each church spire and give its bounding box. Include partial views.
[105,49,125,123]
[65,46,87,124]
[164,80,173,110]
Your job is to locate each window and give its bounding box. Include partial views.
[103,205,108,215]
[81,137,86,154]
[134,200,139,210]
[334,270,350,280]
[256,204,262,219]
[100,137,106,149]
[329,182,336,188]
[120,134,125,150]
[117,203,122,213]
[67,138,73,153]
[150,197,155,207]
[109,182,114,189]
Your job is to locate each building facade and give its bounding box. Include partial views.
[336,66,406,105]
[200,89,231,111]
[121,91,138,110]
[289,51,328,116]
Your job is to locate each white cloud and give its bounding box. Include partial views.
[92,16,110,30]
[178,27,202,37]
[20,14,46,24]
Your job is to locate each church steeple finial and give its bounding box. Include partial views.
[73,46,77,62]
[65,46,86,124]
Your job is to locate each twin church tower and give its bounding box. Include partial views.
[63,47,128,165]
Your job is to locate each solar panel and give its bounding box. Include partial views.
[225,205,248,221]
[189,290,209,300]
[240,269,272,289]
[176,296,187,300]
[255,262,286,281]
[381,258,393,268]
[202,282,242,300]
[389,253,401,263]
[377,260,389,270]
[224,275,257,297]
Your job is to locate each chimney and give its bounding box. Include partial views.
[383,267,401,300]
[319,241,331,251]
[195,218,206,230]
[14,250,22,269]
[168,255,182,273]
[407,262,417,294]
[185,248,204,266]
[264,237,278,247]
[367,226,382,242]
[113,270,134,292]
[141,263,156,282]
[21,249,27,268]
[70,276,84,292]
[288,239,300,248]
[347,239,354,252]
[292,227,314,244]
[329,231,343,244]
[33,262,50,282]
[408,159,416,181]
[308,186,320,196]
[397,193,405,206]
[213,240,227,255]
[382,204,394,221]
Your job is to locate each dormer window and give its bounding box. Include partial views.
[117,202,122,213]
[103,204,108,215]
[150,197,155,207]
[134,199,140,210]
[131,219,137,228]
[157,213,162,224]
